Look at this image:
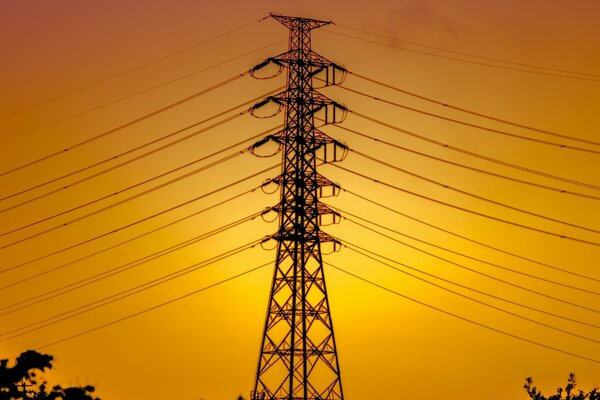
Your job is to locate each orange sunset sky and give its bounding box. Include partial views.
[1,1,599,400]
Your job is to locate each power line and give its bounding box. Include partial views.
[333,207,600,296]
[333,124,599,201]
[0,182,267,288]
[1,118,278,215]
[0,17,269,120]
[0,76,282,177]
[341,189,600,283]
[0,149,245,239]
[349,148,600,234]
[351,111,600,191]
[0,213,263,318]
[0,159,278,251]
[336,215,600,313]
[323,28,600,82]
[348,71,600,148]
[0,189,258,291]
[340,84,600,155]
[0,72,250,175]
[339,241,599,330]
[333,24,600,78]
[2,40,285,141]
[1,237,263,339]
[330,164,600,247]
[327,262,600,365]
[340,243,600,343]
[1,114,273,210]
[18,261,271,354]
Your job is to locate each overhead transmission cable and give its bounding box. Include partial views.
[334,24,600,79]
[0,157,278,250]
[1,237,260,339]
[327,263,600,365]
[1,113,270,210]
[1,238,267,340]
[338,240,599,330]
[330,205,600,296]
[341,220,600,312]
[0,195,265,296]
[334,215,600,313]
[329,164,600,247]
[0,16,269,120]
[351,111,600,191]
[0,213,264,317]
[347,71,600,147]
[340,84,600,155]
[339,242,600,343]
[0,188,264,292]
[1,115,279,211]
[0,166,276,279]
[333,124,599,201]
[16,262,271,354]
[0,74,282,177]
[323,28,600,82]
[1,148,245,239]
[349,148,600,234]
[3,40,285,141]
[341,189,600,283]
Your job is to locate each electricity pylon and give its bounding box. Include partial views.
[250,14,347,400]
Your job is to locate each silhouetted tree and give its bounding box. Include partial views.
[525,374,599,400]
[0,350,100,400]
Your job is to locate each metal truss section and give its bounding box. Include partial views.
[251,14,346,400]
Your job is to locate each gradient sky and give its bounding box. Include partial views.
[1,1,599,400]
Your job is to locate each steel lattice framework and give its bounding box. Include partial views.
[251,14,348,400]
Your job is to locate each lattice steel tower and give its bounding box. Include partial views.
[251,14,347,400]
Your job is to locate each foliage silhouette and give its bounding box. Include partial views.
[0,350,100,400]
[525,374,599,400]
